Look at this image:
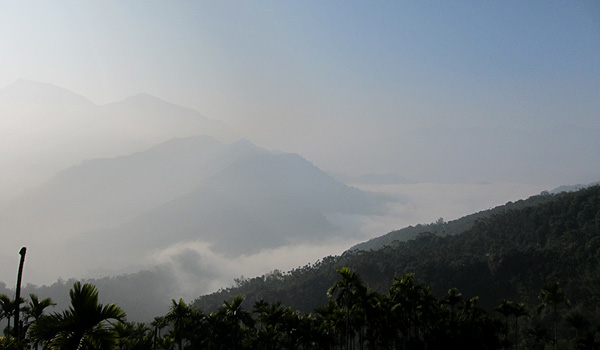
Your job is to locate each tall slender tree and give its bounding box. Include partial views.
[537,282,570,350]
[14,247,26,340]
[165,299,193,350]
[327,267,367,350]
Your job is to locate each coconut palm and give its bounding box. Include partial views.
[28,282,126,350]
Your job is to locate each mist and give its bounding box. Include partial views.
[0,1,599,321]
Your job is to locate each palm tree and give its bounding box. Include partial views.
[22,294,56,324]
[537,281,570,350]
[253,300,285,350]
[511,302,528,350]
[390,273,435,349]
[113,321,153,350]
[165,299,193,350]
[28,282,126,350]
[495,300,513,347]
[219,295,254,349]
[314,301,344,349]
[327,267,367,350]
[150,316,168,350]
[0,294,15,336]
[22,294,56,349]
[0,294,24,338]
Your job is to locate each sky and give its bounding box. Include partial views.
[1,1,599,186]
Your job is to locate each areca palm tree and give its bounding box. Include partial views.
[0,294,24,337]
[150,316,168,350]
[21,294,56,349]
[205,296,254,350]
[23,294,56,323]
[0,294,15,336]
[165,298,193,350]
[220,295,254,349]
[495,299,529,350]
[253,300,286,349]
[328,267,368,350]
[314,300,345,349]
[390,274,436,349]
[537,281,570,350]
[511,302,528,350]
[28,282,126,350]
[495,300,513,346]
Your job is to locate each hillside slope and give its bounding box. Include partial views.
[194,186,600,313]
[350,191,559,251]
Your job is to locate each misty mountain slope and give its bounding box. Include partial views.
[350,192,558,251]
[0,80,100,197]
[97,93,239,144]
[350,180,600,251]
[0,79,96,121]
[63,148,390,273]
[0,80,240,200]
[201,150,385,216]
[1,136,252,236]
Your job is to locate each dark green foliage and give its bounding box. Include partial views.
[352,189,559,251]
[196,186,600,313]
[28,282,126,350]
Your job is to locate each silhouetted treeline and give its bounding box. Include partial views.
[2,268,598,349]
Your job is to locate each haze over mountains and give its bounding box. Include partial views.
[0,80,391,292]
[0,79,595,321]
[0,79,239,200]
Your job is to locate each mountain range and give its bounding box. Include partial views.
[0,79,240,201]
[1,134,387,287]
[0,80,391,320]
[2,79,596,323]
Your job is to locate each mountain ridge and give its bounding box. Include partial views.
[0,80,240,200]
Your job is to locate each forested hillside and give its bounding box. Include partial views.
[195,185,600,316]
[351,189,562,251]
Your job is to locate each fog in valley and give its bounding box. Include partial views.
[1,2,599,321]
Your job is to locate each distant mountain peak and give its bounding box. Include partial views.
[1,79,95,107]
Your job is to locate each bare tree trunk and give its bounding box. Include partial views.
[14,247,26,340]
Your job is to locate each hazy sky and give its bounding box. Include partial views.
[1,1,599,185]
